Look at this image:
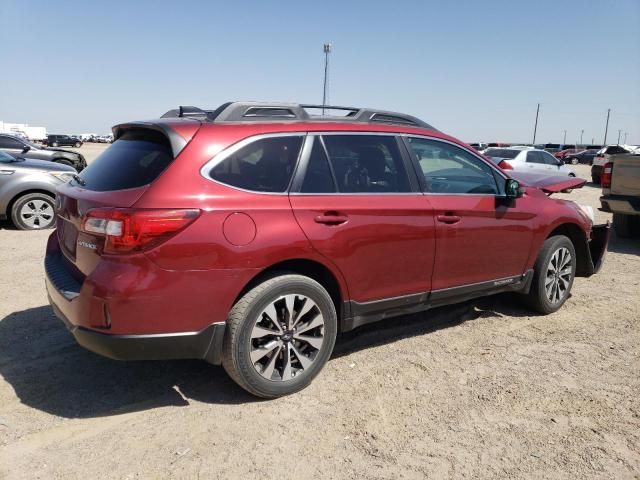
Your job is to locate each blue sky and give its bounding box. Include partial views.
[1,0,639,143]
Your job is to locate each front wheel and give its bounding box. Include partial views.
[222,274,337,398]
[10,193,56,230]
[525,235,576,314]
[74,142,81,148]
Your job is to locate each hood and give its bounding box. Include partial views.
[0,158,76,172]
[509,171,586,193]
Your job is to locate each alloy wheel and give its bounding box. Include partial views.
[250,294,325,382]
[20,199,54,229]
[545,247,573,304]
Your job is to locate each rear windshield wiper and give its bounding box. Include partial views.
[72,174,86,186]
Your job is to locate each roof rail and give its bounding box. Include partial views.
[160,102,436,130]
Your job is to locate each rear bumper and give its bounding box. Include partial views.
[599,194,640,216]
[44,249,227,364]
[48,296,225,364]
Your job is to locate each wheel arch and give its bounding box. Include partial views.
[545,222,591,276]
[233,258,348,325]
[5,188,56,218]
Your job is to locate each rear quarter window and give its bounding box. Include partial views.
[209,135,303,193]
[78,130,173,191]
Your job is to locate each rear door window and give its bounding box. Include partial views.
[300,138,337,193]
[321,135,410,193]
[78,129,174,191]
[526,151,545,163]
[210,135,303,193]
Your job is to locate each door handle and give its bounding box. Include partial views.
[314,212,348,225]
[0,169,15,175]
[436,214,461,224]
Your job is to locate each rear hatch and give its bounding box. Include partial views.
[611,154,640,196]
[55,124,198,279]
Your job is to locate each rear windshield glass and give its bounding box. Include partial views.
[483,148,519,159]
[77,130,173,191]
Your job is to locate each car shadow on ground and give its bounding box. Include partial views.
[607,231,640,254]
[0,293,532,419]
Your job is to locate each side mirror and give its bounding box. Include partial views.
[505,179,524,199]
[22,146,30,153]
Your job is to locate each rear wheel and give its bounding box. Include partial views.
[571,157,579,165]
[591,174,600,184]
[51,142,58,147]
[525,235,576,314]
[74,142,81,148]
[613,213,637,239]
[10,193,56,230]
[222,274,337,398]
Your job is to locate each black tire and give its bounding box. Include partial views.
[525,235,576,314]
[74,142,81,148]
[613,213,634,239]
[571,157,579,165]
[222,274,337,398]
[591,174,600,184]
[10,193,56,230]
[51,142,58,147]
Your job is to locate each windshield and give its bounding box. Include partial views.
[484,148,519,159]
[0,150,16,162]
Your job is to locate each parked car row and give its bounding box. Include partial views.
[482,146,576,177]
[0,150,76,230]
[84,134,113,143]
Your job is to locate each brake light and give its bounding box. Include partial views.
[81,208,200,253]
[498,160,514,170]
[601,162,613,189]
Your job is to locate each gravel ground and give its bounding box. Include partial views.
[0,156,638,479]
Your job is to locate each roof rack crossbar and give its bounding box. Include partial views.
[160,102,436,130]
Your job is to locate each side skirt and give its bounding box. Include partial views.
[341,270,533,332]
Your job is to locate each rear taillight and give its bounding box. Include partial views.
[601,162,613,189]
[498,160,514,170]
[81,208,200,254]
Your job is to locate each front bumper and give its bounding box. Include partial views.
[45,252,226,364]
[587,223,610,275]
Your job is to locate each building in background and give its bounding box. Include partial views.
[0,121,47,141]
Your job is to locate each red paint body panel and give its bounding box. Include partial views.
[46,118,595,339]
[427,194,537,290]
[289,194,436,302]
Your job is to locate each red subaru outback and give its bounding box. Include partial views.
[45,102,609,398]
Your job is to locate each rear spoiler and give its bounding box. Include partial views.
[112,120,200,157]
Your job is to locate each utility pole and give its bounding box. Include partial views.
[580,129,584,145]
[617,129,622,145]
[322,43,332,115]
[532,103,540,145]
[603,108,610,145]
[563,130,567,144]
[624,132,628,144]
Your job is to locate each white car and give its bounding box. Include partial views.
[484,147,576,177]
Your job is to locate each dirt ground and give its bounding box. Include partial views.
[0,152,638,479]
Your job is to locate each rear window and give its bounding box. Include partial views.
[77,130,173,191]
